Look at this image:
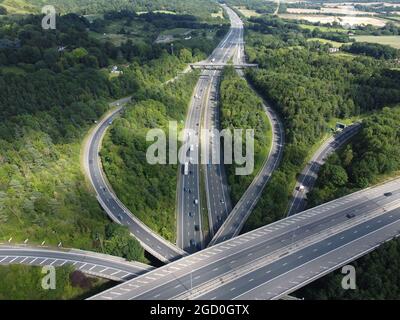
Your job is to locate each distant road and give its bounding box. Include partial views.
[83,99,187,263]
[0,245,153,282]
[287,123,362,216]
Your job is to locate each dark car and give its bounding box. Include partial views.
[195,225,200,231]
[190,239,196,247]
[346,213,356,219]
[384,192,393,197]
[188,212,194,217]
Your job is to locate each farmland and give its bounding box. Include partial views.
[351,35,400,49]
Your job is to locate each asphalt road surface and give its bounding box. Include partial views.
[89,178,400,300]
[287,123,362,216]
[206,6,285,246]
[84,100,187,263]
[0,245,153,282]
[177,4,245,251]
[208,88,285,246]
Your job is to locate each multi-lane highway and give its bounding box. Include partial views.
[177,75,207,252]
[204,6,285,246]
[89,178,400,300]
[203,71,232,238]
[84,99,187,263]
[0,245,153,282]
[287,123,362,216]
[177,4,247,251]
[202,6,246,238]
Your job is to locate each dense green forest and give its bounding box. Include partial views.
[0,9,224,251]
[343,42,400,60]
[219,66,271,204]
[296,108,400,298]
[101,71,200,242]
[240,15,400,300]
[0,0,222,18]
[307,107,400,213]
[0,264,111,299]
[102,223,146,262]
[242,16,400,231]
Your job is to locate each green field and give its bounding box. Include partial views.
[299,24,347,33]
[307,38,348,48]
[160,28,193,36]
[234,6,262,18]
[0,0,37,14]
[351,35,400,49]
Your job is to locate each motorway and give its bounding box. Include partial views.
[0,245,153,282]
[202,6,244,238]
[287,123,362,216]
[203,71,232,238]
[84,99,187,263]
[89,178,400,300]
[205,6,285,246]
[177,4,246,251]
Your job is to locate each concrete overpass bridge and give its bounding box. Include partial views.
[89,179,400,300]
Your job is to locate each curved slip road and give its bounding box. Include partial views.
[287,122,362,216]
[83,99,187,263]
[0,245,153,282]
[208,92,285,246]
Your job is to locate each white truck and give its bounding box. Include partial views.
[184,162,189,175]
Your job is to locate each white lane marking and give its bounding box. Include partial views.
[20,257,28,263]
[0,257,8,263]
[8,257,18,263]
